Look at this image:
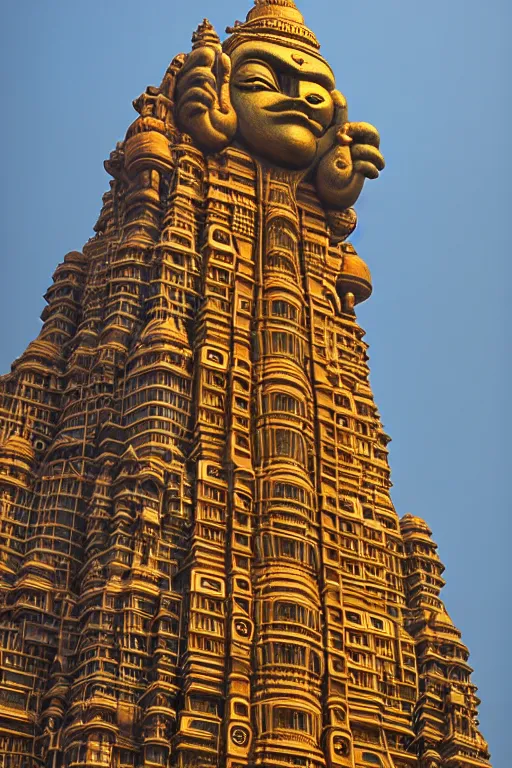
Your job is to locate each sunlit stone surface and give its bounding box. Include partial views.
[0,3,490,767]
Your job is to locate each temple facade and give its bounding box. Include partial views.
[0,2,491,768]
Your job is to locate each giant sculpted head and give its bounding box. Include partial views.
[174,0,384,211]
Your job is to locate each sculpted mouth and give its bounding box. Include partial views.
[264,108,324,137]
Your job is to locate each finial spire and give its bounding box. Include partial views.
[253,0,299,6]
[191,18,220,49]
[225,0,320,55]
[249,0,303,19]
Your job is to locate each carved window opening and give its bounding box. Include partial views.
[274,429,305,462]
[200,577,222,593]
[342,559,361,576]
[268,222,296,253]
[271,642,306,666]
[235,597,249,613]
[206,350,224,365]
[270,331,295,355]
[309,651,321,675]
[190,720,219,735]
[348,632,369,647]
[325,567,339,582]
[273,392,301,415]
[266,252,296,275]
[273,482,305,502]
[350,669,376,689]
[273,707,312,733]
[205,370,225,388]
[189,695,219,715]
[235,512,249,528]
[271,300,297,321]
[361,753,382,765]
[331,631,343,650]
[212,228,231,245]
[235,492,251,509]
[141,480,159,500]
[275,429,291,456]
[233,377,249,393]
[208,266,229,284]
[273,601,307,625]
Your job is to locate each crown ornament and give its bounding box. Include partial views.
[224,0,321,55]
[192,18,221,49]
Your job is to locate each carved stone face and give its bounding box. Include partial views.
[229,42,335,169]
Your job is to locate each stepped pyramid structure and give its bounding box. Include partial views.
[0,2,491,767]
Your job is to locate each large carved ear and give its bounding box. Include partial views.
[174,40,237,154]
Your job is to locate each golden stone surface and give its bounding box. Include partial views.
[0,2,490,767]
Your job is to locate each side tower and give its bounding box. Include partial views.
[400,516,490,768]
[0,2,491,768]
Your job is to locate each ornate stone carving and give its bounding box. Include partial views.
[0,2,490,768]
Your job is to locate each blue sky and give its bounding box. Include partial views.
[0,1,509,763]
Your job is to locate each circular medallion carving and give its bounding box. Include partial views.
[333,735,349,756]
[234,619,250,637]
[231,726,249,746]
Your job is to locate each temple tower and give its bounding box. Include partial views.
[0,2,491,768]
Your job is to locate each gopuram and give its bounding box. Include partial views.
[0,2,491,767]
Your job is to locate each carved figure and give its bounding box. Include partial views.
[175,2,384,215]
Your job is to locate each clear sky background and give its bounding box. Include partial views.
[0,0,509,763]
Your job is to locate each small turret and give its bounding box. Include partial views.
[336,243,373,312]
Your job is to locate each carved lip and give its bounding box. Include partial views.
[264,108,324,136]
